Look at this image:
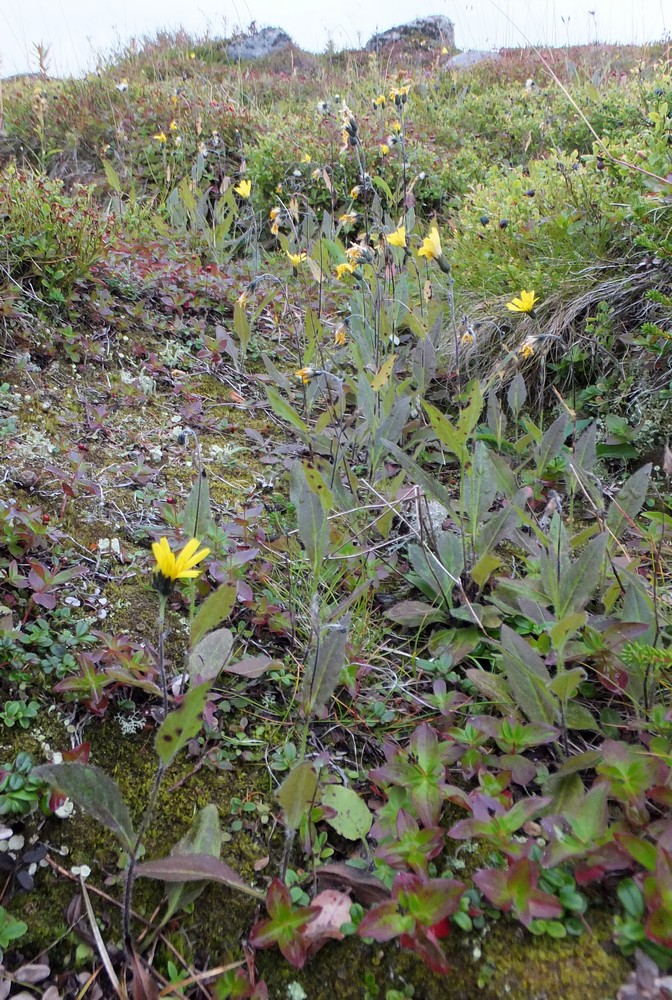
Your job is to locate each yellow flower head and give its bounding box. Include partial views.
[345,243,369,265]
[350,185,361,199]
[334,325,347,347]
[373,94,387,107]
[518,338,537,359]
[311,168,321,180]
[506,289,538,314]
[270,207,281,221]
[295,367,317,384]
[386,226,407,249]
[286,250,307,267]
[461,331,474,347]
[234,179,252,198]
[417,225,443,261]
[338,212,358,226]
[169,120,178,131]
[335,261,356,280]
[380,143,390,156]
[301,153,312,163]
[152,537,210,595]
[153,131,167,144]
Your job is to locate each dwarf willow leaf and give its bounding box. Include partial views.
[33,763,135,852]
[155,682,210,767]
[321,785,372,840]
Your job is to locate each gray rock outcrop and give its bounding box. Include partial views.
[444,50,502,70]
[226,26,292,61]
[366,15,455,52]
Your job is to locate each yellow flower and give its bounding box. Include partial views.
[286,250,307,267]
[373,94,386,107]
[234,179,252,198]
[338,212,358,226]
[152,537,210,595]
[336,262,356,280]
[295,367,316,384]
[350,185,361,199]
[301,153,312,163]
[311,168,321,180]
[169,120,178,131]
[276,183,283,193]
[271,222,280,235]
[441,46,449,55]
[519,339,536,359]
[345,244,368,265]
[386,226,407,248]
[334,325,347,347]
[153,131,167,143]
[506,289,538,314]
[380,143,390,156]
[461,331,474,347]
[189,51,196,59]
[417,225,443,261]
[269,207,281,221]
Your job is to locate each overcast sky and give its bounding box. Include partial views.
[1,0,668,78]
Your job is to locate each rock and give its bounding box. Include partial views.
[444,50,503,70]
[366,15,454,52]
[225,26,292,62]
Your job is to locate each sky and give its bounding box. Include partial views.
[0,0,669,78]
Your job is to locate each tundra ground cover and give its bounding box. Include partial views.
[0,29,672,999]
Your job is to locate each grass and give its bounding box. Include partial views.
[1,26,672,998]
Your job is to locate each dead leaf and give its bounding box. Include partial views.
[662,442,672,478]
[132,951,159,1000]
[303,889,352,953]
[315,862,389,905]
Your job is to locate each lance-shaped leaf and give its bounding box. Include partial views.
[191,583,237,648]
[155,682,210,766]
[300,616,350,718]
[474,858,563,927]
[136,853,263,899]
[188,628,233,682]
[277,761,319,830]
[33,763,135,852]
[557,533,608,618]
[606,463,651,542]
[182,468,213,540]
[500,624,557,725]
[162,804,223,923]
[290,461,327,568]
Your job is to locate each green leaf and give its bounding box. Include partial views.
[191,583,237,648]
[136,853,262,899]
[300,616,350,717]
[163,804,223,923]
[182,469,213,541]
[277,761,319,830]
[548,667,586,702]
[290,462,327,568]
[535,414,569,472]
[155,682,210,767]
[500,624,557,725]
[506,374,527,418]
[606,464,652,541]
[233,302,251,357]
[265,385,309,434]
[321,785,372,840]
[102,160,122,193]
[563,702,601,731]
[188,628,233,682]
[33,763,136,852]
[557,533,608,617]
